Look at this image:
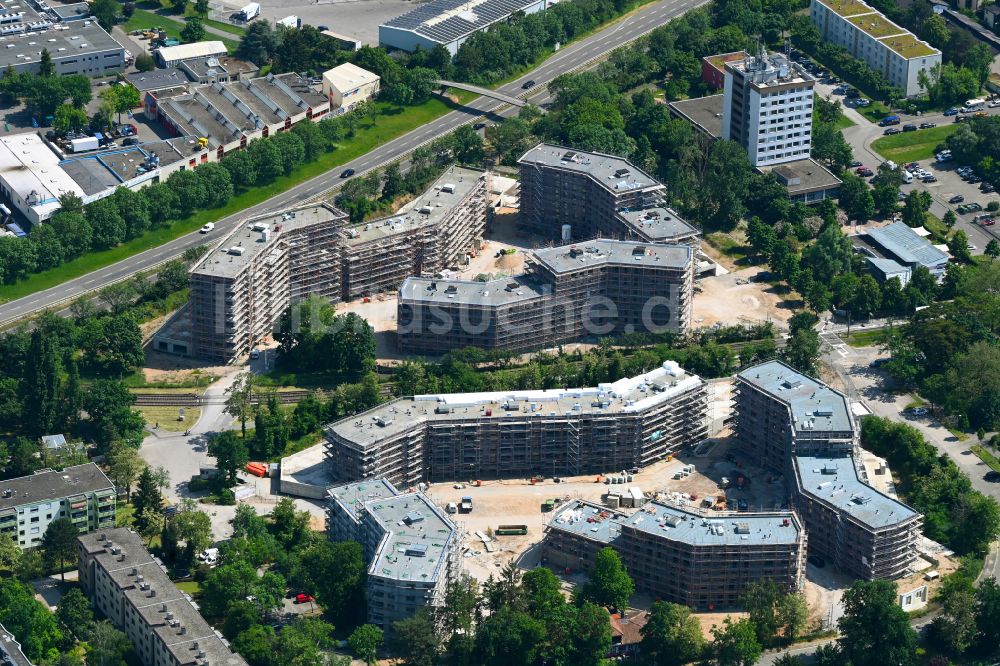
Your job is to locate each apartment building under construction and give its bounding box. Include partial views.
[733,360,922,580]
[544,500,806,610]
[177,167,487,363]
[325,479,460,631]
[518,144,701,246]
[324,361,708,489]
[397,240,695,355]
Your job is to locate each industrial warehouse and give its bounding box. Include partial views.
[323,361,709,489]
[396,239,695,354]
[156,167,487,362]
[325,479,460,632]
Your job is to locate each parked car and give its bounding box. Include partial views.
[122,137,139,146]
[855,165,870,174]
[848,160,863,168]
[949,195,965,204]
[903,124,918,132]
[957,203,983,214]
[922,174,937,183]
[985,471,1000,482]
[295,594,315,604]
[990,100,1000,108]
[340,168,355,178]
[856,98,871,107]
[858,168,874,177]
[944,107,960,116]
[919,122,937,129]
[883,127,902,135]
[199,223,215,233]
[908,406,929,416]
[521,79,536,89]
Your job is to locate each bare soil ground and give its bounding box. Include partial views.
[693,265,798,332]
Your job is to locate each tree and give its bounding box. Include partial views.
[135,53,155,72]
[87,620,130,666]
[39,48,54,77]
[348,624,383,666]
[641,600,706,666]
[776,592,808,642]
[392,610,440,666]
[772,655,806,666]
[740,581,781,645]
[0,577,63,660]
[942,209,957,229]
[837,580,916,666]
[838,173,875,223]
[269,497,310,549]
[948,229,972,263]
[99,84,140,125]
[0,533,20,572]
[967,43,993,92]
[225,371,256,439]
[22,329,64,438]
[41,518,78,582]
[574,546,634,612]
[473,607,545,665]
[298,540,366,626]
[172,499,214,562]
[57,588,93,640]
[711,618,762,666]
[986,239,1000,261]
[106,442,144,499]
[930,581,977,655]
[91,0,121,31]
[974,577,1000,654]
[84,379,144,453]
[451,124,485,164]
[53,104,89,133]
[208,431,249,486]
[380,163,405,202]
[133,466,164,535]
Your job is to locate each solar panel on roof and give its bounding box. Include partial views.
[382,0,543,44]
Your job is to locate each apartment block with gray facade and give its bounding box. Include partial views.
[324,361,708,489]
[325,479,459,631]
[0,463,115,550]
[397,240,694,355]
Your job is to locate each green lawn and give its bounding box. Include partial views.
[871,125,958,163]
[122,8,239,51]
[859,101,892,123]
[843,328,885,347]
[971,444,1000,473]
[202,17,246,36]
[705,232,748,260]
[0,96,474,304]
[833,113,855,130]
[175,581,201,596]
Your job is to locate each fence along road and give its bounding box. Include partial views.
[0,0,707,329]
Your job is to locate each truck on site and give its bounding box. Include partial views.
[542,499,556,512]
[460,496,473,513]
[70,136,100,153]
[446,502,458,514]
[233,2,260,22]
[496,525,528,536]
[277,15,300,28]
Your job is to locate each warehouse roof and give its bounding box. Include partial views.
[795,456,919,529]
[155,41,227,64]
[0,133,85,219]
[125,67,189,92]
[737,360,854,435]
[548,500,802,546]
[866,222,949,271]
[323,62,379,93]
[0,16,124,70]
[532,239,692,274]
[519,143,664,195]
[0,463,113,512]
[325,361,704,448]
[381,0,542,45]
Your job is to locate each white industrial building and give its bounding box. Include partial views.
[322,63,380,114]
[722,50,815,167]
[154,40,227,67]
[379,0,553,55]
[810,0,941,97]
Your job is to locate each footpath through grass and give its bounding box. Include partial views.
[0,97,473,304]
[871,124,958,163]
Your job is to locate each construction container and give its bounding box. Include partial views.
[496,525,528,536]
[245,462,267,478]
[542,499,556,512]
[605,494,621,509]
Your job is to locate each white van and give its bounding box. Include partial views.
[900,170,913,184]
[965,98,986,110]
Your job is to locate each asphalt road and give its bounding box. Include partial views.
[0,0,705,328]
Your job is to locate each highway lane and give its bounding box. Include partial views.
[0,0,705,327]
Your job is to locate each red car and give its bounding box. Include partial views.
[295,593,314,604]
[854,166,868,174]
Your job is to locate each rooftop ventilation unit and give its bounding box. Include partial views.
[405,543,428,557]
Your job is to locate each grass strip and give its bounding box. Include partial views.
[871,125,958,163]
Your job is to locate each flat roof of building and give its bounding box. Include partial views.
[866,222,949,270]
[880,33,939,58]
[155,41,226,62]
[126,67,189,91]
[725,53,814,90]
[795,456,918,528]
[363,491,455,584]
[0,14,124,69]
[59,138,195,195]
[519,143,664,195]
[381,0,542,46]
[327,479,399,521]
[704,51,748,72]
[50,2,92,20]
[532,239,692,275]
[737,360,853,435]
[0,133,85,218]
[323,62,379,93]
[867,256,910,277]
[548,500,802,546]
[615,207,699,242]
[0,463,112,512]
[325,361,703,449]
[759,158,843,195]
[341,166,484,246]
[815,0,879,18]
[668,95,724,139]
[78,529,247,666]
[398,274,546,307]
[191,204,345,280]
[847,13,906,38]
